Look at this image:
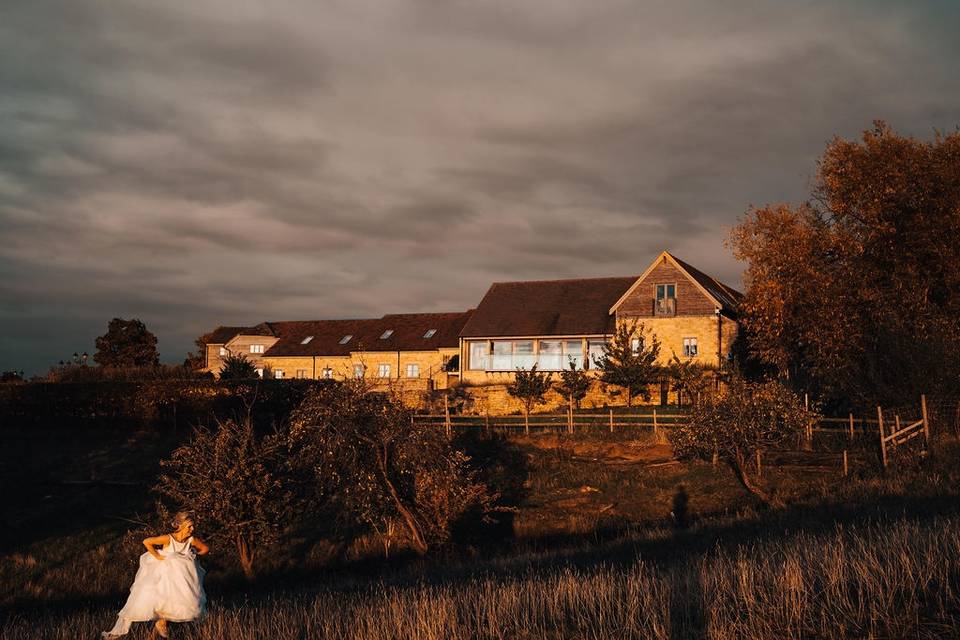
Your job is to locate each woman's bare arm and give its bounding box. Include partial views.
[191,537,210,556]
[142,534,168,561]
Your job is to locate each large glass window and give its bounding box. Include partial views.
[406,363,420,378]
[683,337,699,357]
[565,340,584,370]
[469,342,489,371]
[492,341,513,370]
[514,341,534,370]
[538,341,563,371]
[587,339,607,369]
[378,363,391,378]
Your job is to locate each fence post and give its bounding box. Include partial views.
[653,409,659,439]
[843,449,849,477]
[567,401,574,435]
[848,412,855,440]
[878,406,887,468]
[755,449,762,477]
[609,409,614,433]
[920,394,930,450]
[443,394,451,439]
[894,415,901,449]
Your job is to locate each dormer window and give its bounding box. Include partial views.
[423,329,437,339]
[250,344,265,354]
[339,335,352,344]
[301,336,314,345]
[380,329,393,340]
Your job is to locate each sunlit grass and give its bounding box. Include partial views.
[5,516,960,639]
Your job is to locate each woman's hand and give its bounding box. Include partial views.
[142,534,169,561]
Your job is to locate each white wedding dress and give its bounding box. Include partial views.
[102,535,207,637]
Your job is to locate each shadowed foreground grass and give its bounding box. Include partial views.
[5,515,959,640]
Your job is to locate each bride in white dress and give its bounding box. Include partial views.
[103,512,209,638]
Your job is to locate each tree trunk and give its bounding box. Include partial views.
[626,387,633,408]
[728,450,778,507]
[523,404,530,435]
[375,445,428,555]
[235,535,256,581]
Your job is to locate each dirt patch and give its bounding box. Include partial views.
[515,436,674,464]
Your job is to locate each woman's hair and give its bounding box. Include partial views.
[171,511,194,529]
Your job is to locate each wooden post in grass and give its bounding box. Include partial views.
[609,409,614,433]
[712,447,718,468]
[894,415,901,449]
[843,450,849,477]
[848,412,855,440]
[921,394,930,450]
[878,406,887,468]
[653,409,659,439]
[443,394,451,439]
[567,402,574,435]
[755,449,762,477]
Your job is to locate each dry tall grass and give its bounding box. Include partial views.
[5,515,958,639]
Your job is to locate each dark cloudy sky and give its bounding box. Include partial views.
[2,1,959,375]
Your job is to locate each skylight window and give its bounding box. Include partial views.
[301,336,314,345]
[339,335,352,344]
[380,329,394,340]
[423,329,437,338]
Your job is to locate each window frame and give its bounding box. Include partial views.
[405,363,420,378]
[682,337,699,357]
[377,363,391,378]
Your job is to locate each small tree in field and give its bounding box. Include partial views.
[94,317,159,368]
[507,364,553,434]
[670,377,817,506]
[287,382,493,555]
[555,358,591,412]
[593,319,661,407]
[157,419,292,580]
[219,353,258,380]
[666,354,711,407]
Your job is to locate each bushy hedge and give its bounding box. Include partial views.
[0,379,335,431]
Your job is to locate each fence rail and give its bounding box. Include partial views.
[418,395,934,472]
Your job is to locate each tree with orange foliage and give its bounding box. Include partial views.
[729,121,960,405]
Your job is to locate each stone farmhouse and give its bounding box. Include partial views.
[202,251,741,406]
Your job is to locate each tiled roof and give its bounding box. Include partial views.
[459,277,637,338]
[670,254,743,312]
[206,324,274,344]
[262,311,474,357]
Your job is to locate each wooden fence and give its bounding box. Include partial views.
[417,394,934,471]
[416,408,685,437]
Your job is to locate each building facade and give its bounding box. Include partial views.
[202,251,740,405]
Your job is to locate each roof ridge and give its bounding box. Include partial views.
[489,275,638,286]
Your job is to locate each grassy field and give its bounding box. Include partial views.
[2,423,958,639]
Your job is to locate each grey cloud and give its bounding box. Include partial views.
[2,1,959,374]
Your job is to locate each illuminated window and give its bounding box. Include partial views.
[353,364,364,378]
[219,347,228,356]
[296,370,307,379]
[406,363,420,378]
[322,368,334,379]
[683,337,698,357]
[250,344,265,354]
[274,369,284,379]
[378,363,391,378]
